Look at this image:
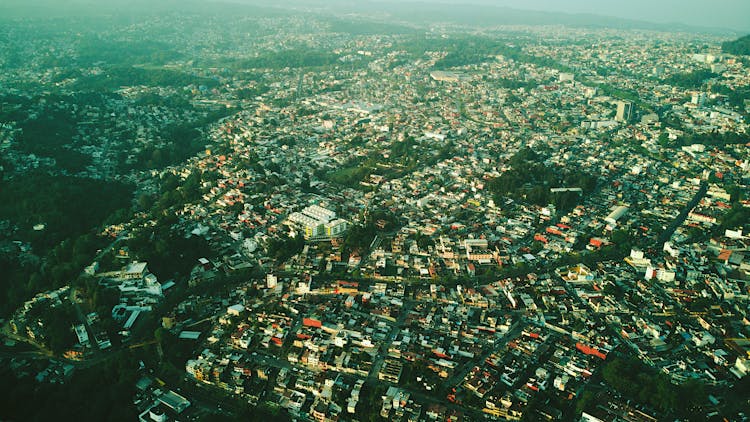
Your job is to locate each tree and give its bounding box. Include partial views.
[722,34,750,55]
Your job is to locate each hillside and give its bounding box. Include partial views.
[722,34,750,55]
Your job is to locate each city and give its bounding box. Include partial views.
[0,1,749,421]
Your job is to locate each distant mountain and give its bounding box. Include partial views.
[254,0,737,35]
[0,0,285,20]
[0,0,737,35]
[722,34,750,55]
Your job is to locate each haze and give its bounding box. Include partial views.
[3,0,749,33]
[402,0,750,32]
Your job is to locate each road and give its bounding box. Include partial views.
[443,321,523,391]
[281,314,303,351]
[0,346,50,361]
[366,300,414,383]
[70,230,130,355]
[0,230,130,367]
[243,347,492,421]
[655,182,707,249]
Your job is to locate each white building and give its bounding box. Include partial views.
[605,205,629,225]
[287,204,349,240]
[615,101,632,122]
[267,273,278,289]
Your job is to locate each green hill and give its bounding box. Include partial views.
[722,34,750,55]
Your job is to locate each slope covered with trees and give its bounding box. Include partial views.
[722,34,750,55]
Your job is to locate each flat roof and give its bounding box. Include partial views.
[159,390,190,414]
[123,310,140,330]
[179,331,201,340]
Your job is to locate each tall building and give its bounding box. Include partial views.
[615,101,632,122]
[691,92,706,107]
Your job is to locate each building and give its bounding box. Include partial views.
[121,262,149,280]
[266,273,278,289]
[430,71,462,83]
[158,390,190,414]
[691,92,706,107]
[227,304,245,316]
[118,272,162,297]
[325,219,349,238]
[605,205,629,226]
[615,101,632,122]
[287,204,349,240]
[378,358,403,383]
[559,72,575,82]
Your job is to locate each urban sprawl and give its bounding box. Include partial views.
[1,9,749,422]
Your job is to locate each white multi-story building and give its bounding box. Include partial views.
[287,204,349,240]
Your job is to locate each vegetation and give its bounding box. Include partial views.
[0,171,132,249]
[233,49,344,70]
[711,83,750,110]
[323,165,372,188]
[722,34,750,56]
[664,69,717,89]
[671,130,748,148]
[74,66,220,91]
[338,209,399,260]
[488,148,597,212]
[17,108,91,173]
[394,35,571,73]
[0,351,139,421]
[127,214,212,281]
[76,38,182,66]
[602,357,707,418]
[322,137,456,189]
[341,223,377,258]
[20,300,78,353]
[433,38,502,69]
[122,108,236,171]
[716,203,750,233]
[0,172,131,315]
[327,19,417,35]
[267,232,305,262]
[10,91,228,175]
[236,85,271,100]
[594,83,641,103]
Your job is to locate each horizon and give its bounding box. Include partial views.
[366,0,750,33]
[1,0,749,34]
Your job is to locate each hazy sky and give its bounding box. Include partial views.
[431,0,750,32]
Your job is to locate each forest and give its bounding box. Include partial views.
[488,148,597,212]
[0,171,132,250]
[73,66,220,92]
[664,69,717,89]
[0,351,139,422]
[327,18,418,36]
[121,107,237,171]
[234,49,344,70]
[712,83,750,110]
[0,171,132,315]
[673,130,749,148]
[17,107,91,173]
[722,34,750,56]
[76,38,183,67]
[598,357,708,418]
[398,35,573,73]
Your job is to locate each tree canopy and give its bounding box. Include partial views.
[488,148,597,212]
[722,34,750,56]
